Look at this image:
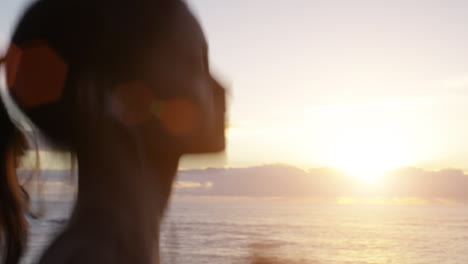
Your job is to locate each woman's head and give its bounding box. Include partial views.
[0,0,225,262]
[6,0,225,155]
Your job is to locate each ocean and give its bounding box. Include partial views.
[21,199,468,264]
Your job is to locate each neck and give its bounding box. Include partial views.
[69,135,179,263]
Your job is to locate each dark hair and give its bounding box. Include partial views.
[0,101,27,264]
[0,0,184,262]
[8,0,179,149]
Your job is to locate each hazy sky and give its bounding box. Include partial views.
[3,0,468,176]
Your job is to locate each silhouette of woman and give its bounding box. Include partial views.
[0,0,225,263]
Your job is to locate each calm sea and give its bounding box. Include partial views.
[21,199,468,264]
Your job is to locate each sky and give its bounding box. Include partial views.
[3,0,468,179]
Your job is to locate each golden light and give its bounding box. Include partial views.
[324,127,412,184]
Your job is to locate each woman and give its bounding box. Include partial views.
[0,0,226,263]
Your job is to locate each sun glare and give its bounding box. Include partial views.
[324,128,411,184]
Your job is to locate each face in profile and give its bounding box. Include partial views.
[108,3,226,156]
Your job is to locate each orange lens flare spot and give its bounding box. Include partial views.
[109,81,156,126]
[159,99,199,136]
[4,43,22,89]
[10,42,68,108]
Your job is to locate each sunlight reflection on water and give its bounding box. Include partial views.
[22,200,468,264]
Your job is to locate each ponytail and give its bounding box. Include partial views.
[0,57,28,263]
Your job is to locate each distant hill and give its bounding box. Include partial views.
[175,164,468,201]
[17,164,468,202]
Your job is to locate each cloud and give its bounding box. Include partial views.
[174,164,468,203]
[174,181,202,189]
[381,167,468,200]
[173,181,213,191]
[18,165,468,204]
[175,165,353,197]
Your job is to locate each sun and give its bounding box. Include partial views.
[324,128,411,184]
